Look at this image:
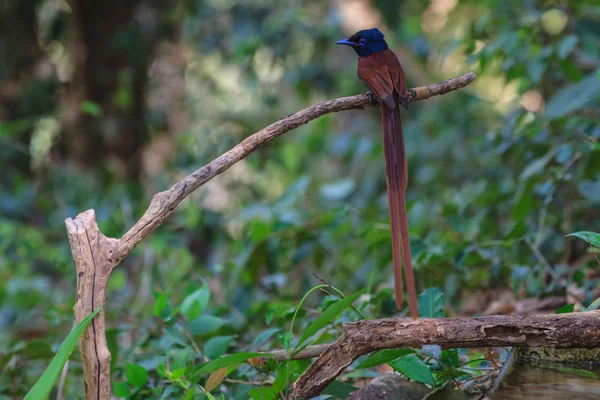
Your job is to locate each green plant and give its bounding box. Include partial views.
[24,306,103,400]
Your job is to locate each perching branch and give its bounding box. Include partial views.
[251,344,332,364]
[65,72,476,399]
[289,312,600,399]
[116,72,476,263]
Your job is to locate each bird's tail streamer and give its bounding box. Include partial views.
[380,98,418,318]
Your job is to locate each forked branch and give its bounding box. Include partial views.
[65,72,476,399]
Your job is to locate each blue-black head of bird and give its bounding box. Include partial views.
[336,28,389,57]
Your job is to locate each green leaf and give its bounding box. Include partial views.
[390,354,435,386]
[170,367,186,380]
[251,328,280,349]
[586,297,600,311]
[21,341,54,360]
[506,220,527,240]
[0,118,34,137]
[182,299,204,322]
[24,305,103,400]
[294,290,364,354]
[555,304,574,314]
[181,284,210,321]
[356,349,414,369]
[578,180,600,203]
[527,57,547,84]
[163,326,188,348]
[193,352,270,374]
[545,73,600,120]
[567,232,600,247]
[560,58,584,81]
[126,363,148,387]
[189,316,227,336]
[249,387,277,400]
[435,364,469,383]
[201,388,218,400]
[80,100,103,117]
[272,363,289,393]
[512,191,535,220]
[418,287,444,318]
[249,220,272,242]
[440,349,459,365]
[321,379,359,398]
[153,292,171,320]
[519,150,556,181]
[557,34,579,59]
[0,351,15,371]
[203,335,236,359]
[113,382,130,398]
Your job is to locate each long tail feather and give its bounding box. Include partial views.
[380,100,419,318]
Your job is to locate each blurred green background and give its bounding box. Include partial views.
[1,0,599,398]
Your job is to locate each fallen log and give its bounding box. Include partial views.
[290,312,600,399]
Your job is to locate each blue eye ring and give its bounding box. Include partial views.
[358,38,367,46]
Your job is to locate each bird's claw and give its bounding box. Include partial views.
[366,91,375,103]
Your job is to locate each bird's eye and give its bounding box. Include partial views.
[358,38,367,46]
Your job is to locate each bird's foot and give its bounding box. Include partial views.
[400,96,409,111]
[365,91,376,104]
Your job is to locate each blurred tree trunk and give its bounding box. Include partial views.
[0,0,49,175]
[60,0,164,177]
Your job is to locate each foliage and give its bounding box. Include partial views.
[1,0,599,398]
[24,306,103,400]
[390,354,436,386]
[567,231,600,248]
[418,287,444,318]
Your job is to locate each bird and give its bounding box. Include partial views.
[337,28,418,318]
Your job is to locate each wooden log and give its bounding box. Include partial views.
[290,312,600,399]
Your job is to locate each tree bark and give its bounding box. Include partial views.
[66,210,118,399]
[60,0,164,177]
[290,312,600,399]
[65,210,118,399]
[0,0,50,175]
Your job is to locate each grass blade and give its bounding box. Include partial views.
[294,290,364,355]
[24,305,103,400]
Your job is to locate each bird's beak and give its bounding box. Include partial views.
[336,38,355,46]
